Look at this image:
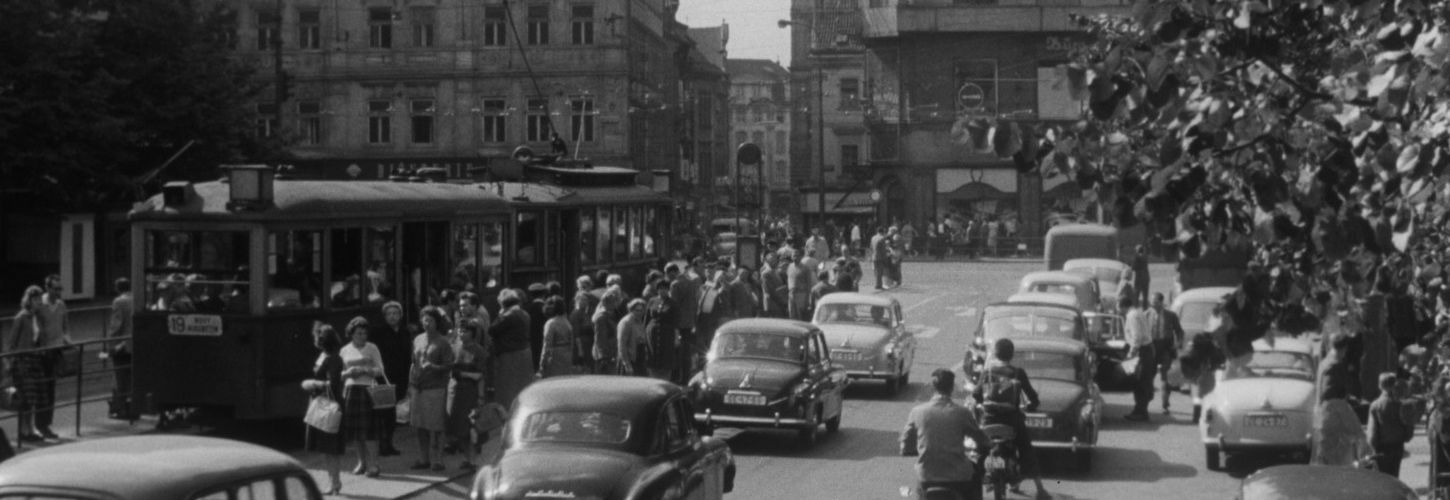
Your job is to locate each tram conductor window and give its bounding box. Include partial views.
[267,230,323,310]
[143,230,252,314]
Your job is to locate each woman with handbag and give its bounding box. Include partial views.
[539,296,575,378]
[409,306,455,472]
[339,317,384,478]
[448,319,488,470]
[304,322,345,495]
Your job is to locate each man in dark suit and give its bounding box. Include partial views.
[1149,292,1185,414]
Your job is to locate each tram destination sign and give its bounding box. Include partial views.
[168,314,224,337]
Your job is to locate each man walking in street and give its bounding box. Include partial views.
[785,250,815,321]
[760,252,789,318]
[900,368,989,500]
[667,264,701,382]
[1132,245,1151,306]
[871,227,890,290]
[805,227,830,262]
[1149,292,1185,413]
[1123,296,1156,421]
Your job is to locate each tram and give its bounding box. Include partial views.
[130,161,671,419]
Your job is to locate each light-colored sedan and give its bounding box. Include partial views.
[1171,286,1238,338]
[1200,337,1318,470]
[1062,258,1129,313]
[813,293,916,393]
[1018,270,1102,313]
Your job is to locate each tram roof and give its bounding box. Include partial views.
[480,181,670,205]
[129,180,511,222]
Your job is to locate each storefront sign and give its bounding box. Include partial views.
[1042,35,1092,58]
[168,314,224,337]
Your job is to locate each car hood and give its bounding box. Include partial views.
[705,358,805,395]
[819,323,893,350]
[1211,378,1316,412]
[1033,379,1087,414]
[488,447,642,497]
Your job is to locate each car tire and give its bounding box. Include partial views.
[1205,445,1221,471]
[825,413,842,433]
[798,407,820,447]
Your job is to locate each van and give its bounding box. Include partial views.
[1044,224,1119,270]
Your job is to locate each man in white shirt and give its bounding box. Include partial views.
[805,227,829,262]
[1122,295,1156,421]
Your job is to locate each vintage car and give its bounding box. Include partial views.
[0,435,321,500]
[690,318,849,446]
[970,338,1103,472]
[811,292,917,393]
[1006,293,1127,372]
[1171,286,1237,338]
[472,376,736,500]
[967,301,1087,371]
[1018,271,1102,313]
[1062,258,1129,312]
[1200,337,1319,470]
[1237,464,1417,500]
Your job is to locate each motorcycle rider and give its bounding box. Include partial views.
[901,368,990,500]
[973,338,1052,500]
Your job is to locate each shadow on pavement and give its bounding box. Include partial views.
[845,380,921,402]
[1222,452,1310,479]
[722,425,899,461]
[1067,446,1198,483]
[1096,401,1177,432]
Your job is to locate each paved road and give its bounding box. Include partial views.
[403,260,1436,499]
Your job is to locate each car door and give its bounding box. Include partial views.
[815,332,847,419]
[676,397,729,500]
[894,301,915,373]
[659,396,710,500]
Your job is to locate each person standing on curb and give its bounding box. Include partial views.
[1123,296,1156,421]
[106,278,135,419]
[1132,245,1151,306]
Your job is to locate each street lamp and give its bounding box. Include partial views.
[778,18,827,234]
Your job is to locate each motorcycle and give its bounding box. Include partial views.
[980,423,1021,500]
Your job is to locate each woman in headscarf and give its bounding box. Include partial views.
[616,298,650,376]
[592,290,622,374]
[538,296,575,378]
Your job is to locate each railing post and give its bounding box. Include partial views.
[75,344,84,437]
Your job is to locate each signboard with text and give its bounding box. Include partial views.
[168,314,224,337]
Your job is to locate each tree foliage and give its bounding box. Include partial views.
[0,0,276,213]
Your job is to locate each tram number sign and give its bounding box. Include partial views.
[957,83,986,112]
[169,314,224,337]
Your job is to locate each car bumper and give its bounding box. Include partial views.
[695,410,813,429]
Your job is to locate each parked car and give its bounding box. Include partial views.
[1200,337,1319,470]
[970,338,1103,472]
[1171,286,1238,338]
[967,301,1088,372]
[472,375,735,500]
[1238,464,1416,500]
[1062,258,1129,313]
[690,318,849,447]
[1006,292,1128,382]
[0,435,321,500]
[812,292,917,393]
[1017,271,1102,313]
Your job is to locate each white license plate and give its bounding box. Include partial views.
[832,350,861,361]
[1026,415,1053,429]
[724,391,766,406]
[1244,413,1287,427]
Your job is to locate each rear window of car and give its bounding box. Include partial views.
[984,314,1078,341]
[1226,352,1314,381]
[1066,266,1122,284]
[1179,302,1217,331]
[1023,283,1079,297]
[710,331,806,363]
[520,411,632,445]
[814,303,893,327]
[1015,352,1080,382]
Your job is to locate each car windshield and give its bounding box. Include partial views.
[1179,302,1218,333]
[983,311,1080,341]
[519,411,633,445]
[1015,351,1080,382]
[1023,282,1080,297]
[814,303,894,327]
[710,331,806,363]
[1225,351,1315,381]
[1066,265,1123,284]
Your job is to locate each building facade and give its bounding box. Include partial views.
[725,59,791,213]
[681,25,733,229]
[226,0,691,184]
[859,0,1129,239]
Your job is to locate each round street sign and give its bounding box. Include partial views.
[737,143,762,165]
[957,83,985,112]
[869,189,883,201]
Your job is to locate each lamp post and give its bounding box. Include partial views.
[778,18,827,234]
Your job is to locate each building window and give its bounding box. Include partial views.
[411,7,435,48]
[526,97,550,142]
[955,59,999,114]
[255,103,278,138]
[256,10,279,51]
[841,144,860,169]
[481,98,507,143]
[839,78,861,110]
[297,101,321,145]
[298,9,320,50]
[571,5,594,45]
[483,7,507,46]
[569,95,595,142]
[368,100,392,144]
[369,8,393,48]
[527,5,549,45]
[411,99,435,144]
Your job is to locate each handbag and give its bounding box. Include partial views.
[367,375,397,410]
[473,402,509,433]
[394,396,411,424]
[303,382,341,434]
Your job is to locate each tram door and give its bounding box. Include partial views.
[400,221,450,313]
[559,209,582,296]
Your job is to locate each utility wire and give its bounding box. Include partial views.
[501,0,561,141]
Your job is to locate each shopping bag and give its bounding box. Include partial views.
[394,397,411,425]
[304,394,341,434]
[368,375,396,409]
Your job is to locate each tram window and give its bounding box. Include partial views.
[580,208,597,266]
[644,207,658,257]
[545,211,560,267]
[597,208,612,263]
[267,230,323,310]
[329,228,368,309]
[516,212,543,266]
[453,224,481,291]
[365,226,396,304]
[613,206,628,260]
[628,206,642,259]
[143,230,251,314]
[480,221,504,289]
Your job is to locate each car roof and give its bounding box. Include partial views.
[1046,223,1118,237]
[0,436,307,499]
[815,292,897,308]
[1252,337,1317,355]
[716,318,819,339]
[1009,338,1089,355]
[514,375,681,416]
[1062,258,1128,270]
[1020,271,1096,285]
[1174,287,1238,304]
[985,301,1081,317]
[1006,292,1080,309]
[1241,465,1415,500]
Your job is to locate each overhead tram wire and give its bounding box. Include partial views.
[501,0,563,143]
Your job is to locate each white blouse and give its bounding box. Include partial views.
[339,342,386,387]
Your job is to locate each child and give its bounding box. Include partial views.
[1368,372,1415,478]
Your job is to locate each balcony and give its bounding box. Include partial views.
[863,0,1131,37]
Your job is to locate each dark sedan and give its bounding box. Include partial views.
[471,376,735,500]
[972,338,1103,472]
[690,318,849,447]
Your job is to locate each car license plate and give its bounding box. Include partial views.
[1025,415,1053,429]
[724,391,766,406]
[1245,413,1287,427]
[832,349,861,361]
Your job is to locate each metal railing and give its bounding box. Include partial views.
[0,335,132,451]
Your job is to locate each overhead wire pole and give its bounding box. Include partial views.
[501,0,562,143]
